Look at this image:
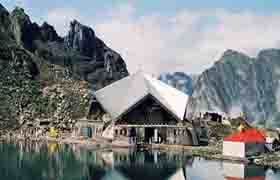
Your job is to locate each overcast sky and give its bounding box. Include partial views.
[2,0,280,75]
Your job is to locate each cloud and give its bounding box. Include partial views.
[46,8,83,36]
[15,0,25,6]
[47,3,280,75]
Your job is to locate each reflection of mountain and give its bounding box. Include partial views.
[223,162,265,180]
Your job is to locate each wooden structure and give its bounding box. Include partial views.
[94,71,199,146]
[74,118,104,138]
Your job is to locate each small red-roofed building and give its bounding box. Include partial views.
[223,129,265,158]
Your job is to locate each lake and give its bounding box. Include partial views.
[0,141,280,180]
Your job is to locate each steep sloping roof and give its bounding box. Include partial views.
[94,71,189,121]
[224,129,265,143]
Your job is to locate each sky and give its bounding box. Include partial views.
[2,0,280,75]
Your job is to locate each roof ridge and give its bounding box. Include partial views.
[224,129,265,142]
[95,71,189,120]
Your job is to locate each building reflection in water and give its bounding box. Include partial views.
[86,149,194,180]
[223,162,265,180]
[2,141,280,180]
[0,141,198,180]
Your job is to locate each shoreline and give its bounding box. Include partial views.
[1,135,280,168]
[153,144,280,168]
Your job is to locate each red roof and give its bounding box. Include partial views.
[224,129,265,143]
[225,176,265,180]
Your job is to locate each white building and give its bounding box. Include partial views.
[223,129,265,158]
[94,71,199,146]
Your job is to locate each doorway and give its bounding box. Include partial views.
[144,128,154,143]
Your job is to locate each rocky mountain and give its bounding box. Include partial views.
[0,4,128,131]
[159,72,193,96]
[9,7,128,90]
[187,49,280,127]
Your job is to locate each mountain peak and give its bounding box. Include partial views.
[66,19,96,57]
[0,3,10,33]
[217,49,251,64]
[0,3,6,11]
[41,21,51,27]
[10,6,32,27]
[258,49,280,60]
[70,19,80,26]
[40,22,62,42]
[11,6,28,18]
[69,19,95,34]
[0,3,9,21]
[159,72,193,96]
[222,49,246,58]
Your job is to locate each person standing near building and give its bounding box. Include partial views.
[128,127,136,144]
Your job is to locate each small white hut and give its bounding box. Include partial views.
[223,129,265,158]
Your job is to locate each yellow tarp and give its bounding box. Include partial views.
[47,127,58,137]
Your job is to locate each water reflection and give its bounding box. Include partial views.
[0,141,280,180]
[87,148,194,180]
[223,162,265,180]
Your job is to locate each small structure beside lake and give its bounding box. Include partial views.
[223,129,265,159]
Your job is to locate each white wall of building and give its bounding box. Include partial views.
[223,141,265,158]
[223,141,245,158]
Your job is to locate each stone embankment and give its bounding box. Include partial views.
[153,144,280,168]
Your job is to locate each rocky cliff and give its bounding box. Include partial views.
[0,4,128,131]
[8,7,128,90]
[188,49,280,127]
[159,72,193,96]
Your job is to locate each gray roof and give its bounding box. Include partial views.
[94,71,189,121]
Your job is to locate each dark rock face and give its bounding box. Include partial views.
[65,20,96,57]
[34,19,128,90]
[159,72,193,96]
[188,49,280,127]
[10,7,36,50]
[0,3,129,130]
[0,3,10,34]
[9,8,62,51]
[5,6,128,90]
[63,20,129,89]
[40,22,62,42]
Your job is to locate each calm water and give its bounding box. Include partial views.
[0,142,280,180]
